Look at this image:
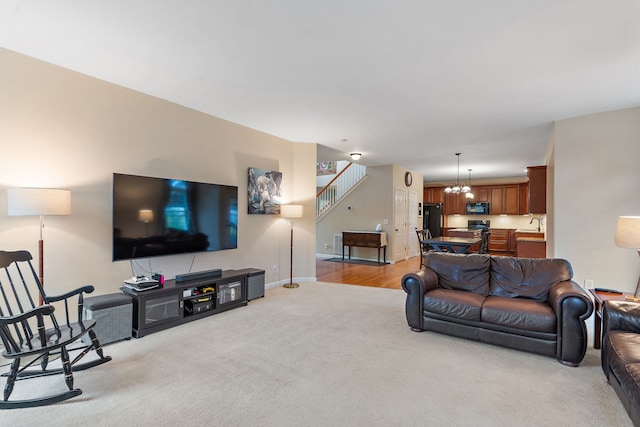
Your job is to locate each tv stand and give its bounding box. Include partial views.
[122,268,264,338]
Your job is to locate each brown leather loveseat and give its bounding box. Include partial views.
[402,252,593,366]
[602,300,640,426]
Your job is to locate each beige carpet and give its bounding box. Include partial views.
[2,282,632,426]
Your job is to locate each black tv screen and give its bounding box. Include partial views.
[112,173,238,261]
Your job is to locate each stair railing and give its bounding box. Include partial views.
[316,162,366,219]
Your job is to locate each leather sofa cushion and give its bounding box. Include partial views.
[607,331,640,379]
[425,253,490,295]
[489,257,573,302]
[621,363,640,419]
[481,296,556,333]
[423,288,485,322]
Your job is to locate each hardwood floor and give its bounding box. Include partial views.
[316,256,422,289]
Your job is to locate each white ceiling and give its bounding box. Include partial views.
[1,1,638,182]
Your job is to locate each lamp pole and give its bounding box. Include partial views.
[281,204,303,289]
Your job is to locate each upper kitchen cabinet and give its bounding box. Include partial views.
[518,183,529,215]
[472,186,490,203]
[444,191,466,215]
[490,185,519,215]
[424,186,445,204]
[527,166,547,214]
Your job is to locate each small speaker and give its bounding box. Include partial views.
[175,269,222,283]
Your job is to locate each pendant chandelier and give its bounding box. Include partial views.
[444,153,471,195]
[465,169,474,199]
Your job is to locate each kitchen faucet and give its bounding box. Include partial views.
[529,216,543,232]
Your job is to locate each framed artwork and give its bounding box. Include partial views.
[248,167,282,214]
[317,161,337,176]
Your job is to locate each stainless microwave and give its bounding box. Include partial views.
[466,202,490,215]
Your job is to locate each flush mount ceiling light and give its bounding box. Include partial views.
[350,153,362,161]
[444,153,471,195]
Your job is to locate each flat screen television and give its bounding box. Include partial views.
[112,173,238,261]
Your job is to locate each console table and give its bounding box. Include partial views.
[342,231,387,265]
[122,268,264,338]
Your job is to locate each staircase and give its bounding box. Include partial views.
[316,162,366,220]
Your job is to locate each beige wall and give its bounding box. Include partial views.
[553,106,640,293]
[0,48,317,299]
[316,164,422,262]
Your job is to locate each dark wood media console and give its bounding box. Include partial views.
[122,268,264,338]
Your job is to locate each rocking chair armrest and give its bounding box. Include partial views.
[0,304,55,325]
[44,285,95,303]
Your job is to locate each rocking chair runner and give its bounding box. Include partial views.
[0,250,111,409]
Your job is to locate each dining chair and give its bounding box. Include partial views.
[415,228,433,268]
[478,230,491,254]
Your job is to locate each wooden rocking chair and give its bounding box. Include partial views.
[0,250,111,409]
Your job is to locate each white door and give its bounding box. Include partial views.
[394,188,408,260]
[408,190,418,257]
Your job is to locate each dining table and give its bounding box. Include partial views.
[423,236,481,254]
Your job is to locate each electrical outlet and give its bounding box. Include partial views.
[272,265,278,273]
[324,243,329,249]
[584,279,594,289]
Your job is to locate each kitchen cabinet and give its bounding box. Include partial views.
[444,192,466,215]
[489,229,516,255]
[490,187,502,215]
[432,180,531,217]
[515,231,545,258]
[424,187,445,204]
[472,186,490,203]
[519,183,529,215]
[517,240,546,258]
[527,166,546,214]
[490,186,519,215]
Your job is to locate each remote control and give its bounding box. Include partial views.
[594,288,623,294]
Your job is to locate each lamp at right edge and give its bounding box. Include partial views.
[615,216,640,301]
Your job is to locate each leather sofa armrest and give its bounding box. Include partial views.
[401,268,438,331]
[548,280,594,366]
[603,300,640,336]
[548,280,593,315]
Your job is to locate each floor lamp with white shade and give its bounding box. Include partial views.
[281,204,303,289]
[615,216,640,302]
[7,188,72,302]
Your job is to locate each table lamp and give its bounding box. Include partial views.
[281,204,303,289]
[7,188,72,301]
[614,216,640,302]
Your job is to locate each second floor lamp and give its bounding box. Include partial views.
[281,204,303,289]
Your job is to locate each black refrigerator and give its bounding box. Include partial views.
[423,203,443,237]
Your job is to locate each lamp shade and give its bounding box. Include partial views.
[138,209,154,222]
[615,216,640,248]
[281,204,303,219]
[7,188,71,216]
